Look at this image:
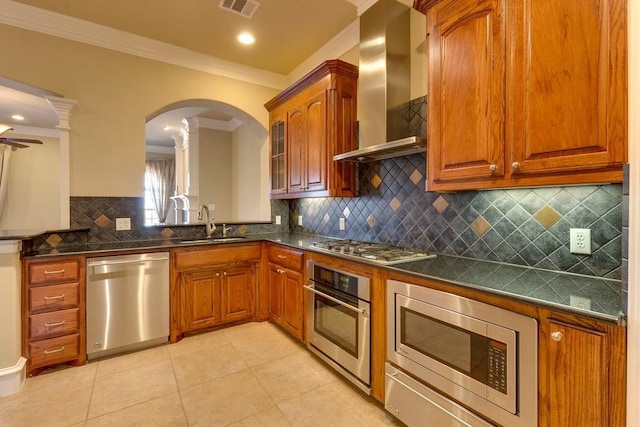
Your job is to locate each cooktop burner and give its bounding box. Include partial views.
[311,239,436,265]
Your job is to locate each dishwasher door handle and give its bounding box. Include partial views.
[87,256,169,268]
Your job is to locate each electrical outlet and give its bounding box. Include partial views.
[339,217,346,230]
[115,217,131,231]
[298,215,303,226]
[570,228,591,255]
[275,215,281,225]
[570,295,592,310]
[208,204,216,211]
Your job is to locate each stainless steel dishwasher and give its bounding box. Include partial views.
[86,252,170,360]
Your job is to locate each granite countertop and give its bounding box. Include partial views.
[22,232,623,324]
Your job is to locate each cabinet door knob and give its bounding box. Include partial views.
[223,271,227,276]
[489,164,498,172]
[511,161,521,170]
[551,331,563,342]
[216,272,220,277]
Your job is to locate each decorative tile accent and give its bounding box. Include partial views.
[410,169,423,185]
[533,205,562,229]
[471,216,491,237]
[371,174,382,189]
[45,234,63,247]
[95,215,111,228]
[389,197,401,212]
[433,196,449,214]
[160,228,174,238]
[343,206,351,218]
[323,213,330,223]
[366,214,377,228]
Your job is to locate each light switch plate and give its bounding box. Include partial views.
[298,215,303,226]
[275,215,281,225]
[339,217,346,230]
[115,217,131,231]
[570,228,591,254]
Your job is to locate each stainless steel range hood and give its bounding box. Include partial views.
[334,0,426,163]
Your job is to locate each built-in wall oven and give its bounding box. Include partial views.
[386,280,538,427]
[305,261,371,394]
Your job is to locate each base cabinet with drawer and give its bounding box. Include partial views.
[21,256,85,375]
[171,243,261,342]
[267,244,305,341]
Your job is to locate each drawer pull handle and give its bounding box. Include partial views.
[277,255,287,259]
[44,321,66,327]
[44,269,66,275]
[43,294,65,301]
[44,346,65,355]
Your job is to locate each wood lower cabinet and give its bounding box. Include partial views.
[22,256,85,375]
[171,243,261,341]
[539,314,626,426]
[423,0,627,191]
[267,244,305,341]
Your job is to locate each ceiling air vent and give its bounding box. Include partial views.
[219,0,260,18]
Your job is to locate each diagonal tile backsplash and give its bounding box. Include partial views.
[290,153,622,279]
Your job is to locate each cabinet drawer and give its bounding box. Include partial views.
[29,334,80,369]
[29,260,80,286]
[30,308,79,340]
[29,283,79,312]
[268,245,304,271]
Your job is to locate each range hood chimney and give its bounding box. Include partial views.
[334,0,426,163]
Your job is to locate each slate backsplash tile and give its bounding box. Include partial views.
[291,153,622,278]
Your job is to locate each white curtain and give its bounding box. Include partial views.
[0,145,11,220]
[145,158,175,224]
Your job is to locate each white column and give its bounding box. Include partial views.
[182,117,200,198]
[172,133,184,194]
[45,96,78,229]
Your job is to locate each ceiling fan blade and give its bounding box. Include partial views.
[0,137,43,144]
[0,140,30,148]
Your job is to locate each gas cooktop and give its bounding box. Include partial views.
[311,239,436,265]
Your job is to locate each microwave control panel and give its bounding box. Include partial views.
[487,341,507,394]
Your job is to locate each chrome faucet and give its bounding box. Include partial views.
[197,205,216,238]
[222,224,233,238]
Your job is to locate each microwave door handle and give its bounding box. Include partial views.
[303,284,366,314]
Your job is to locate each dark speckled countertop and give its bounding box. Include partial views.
[22,232,623,323]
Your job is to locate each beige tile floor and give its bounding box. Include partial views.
[0,322,401,426]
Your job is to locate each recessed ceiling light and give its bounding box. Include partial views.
[11,114,24,121]
[238,32,255,45]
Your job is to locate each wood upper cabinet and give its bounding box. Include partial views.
[265,60,358,199]
[425,0,627,191]
[427,0,506,184]
[269,114,287,195]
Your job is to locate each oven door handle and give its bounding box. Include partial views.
[303,284,367,315]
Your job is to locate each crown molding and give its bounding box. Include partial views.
[0,0,289,90]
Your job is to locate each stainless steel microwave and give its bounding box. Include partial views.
[386,280,538,427]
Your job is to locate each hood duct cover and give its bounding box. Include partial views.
[334,0,426,163]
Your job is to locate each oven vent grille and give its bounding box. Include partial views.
[218,0,260,18]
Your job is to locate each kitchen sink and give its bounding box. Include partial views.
[178,237,247,244]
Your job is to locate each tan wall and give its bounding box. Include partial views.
[0,24,279,197]
[199,128,233,221]
[0,135,61,230]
